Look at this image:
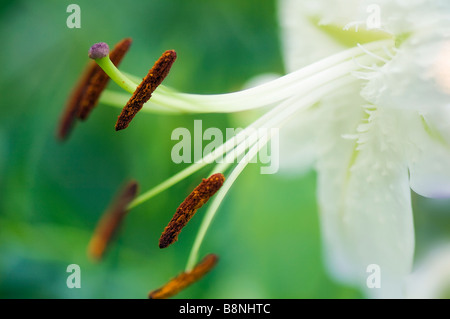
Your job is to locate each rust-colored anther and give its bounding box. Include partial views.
[87,180,138,261]
[159,173,225,249]
[57,61,98,140]
[115,50,177,131]
[148,254,219,299]
[78,38,132,120]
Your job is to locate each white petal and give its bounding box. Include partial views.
[405,243,450,299]
[278,0,344,72]
[278,83,359,175]
[362,34,450,114]
[315,95,365,285]
[364,0,450,34]
[281,0,364,28]
[316,104,415,298]
[277,105,321,175]
[407,113,450,198]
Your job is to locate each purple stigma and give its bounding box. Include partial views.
[88,42,110,59]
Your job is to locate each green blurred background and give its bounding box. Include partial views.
[0,0,449,299]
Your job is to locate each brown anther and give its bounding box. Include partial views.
[159,173,225,249]
[78,38,132,120]
[115,50,177,131]
[148,254,219,299]
[56,38,132,141]
[57,61,98,140]
[87,180,138,261]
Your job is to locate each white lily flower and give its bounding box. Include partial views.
[64,0,450,298]
[405,243,450,299]
[278,0,450,298]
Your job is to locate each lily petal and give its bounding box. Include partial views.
[277,105,321,175]
[405,244,450,299]
[316,98,414,297]
[362,34,450,114]
[278,0,345,72]
[407,114,450,198]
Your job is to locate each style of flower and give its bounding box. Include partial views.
[59,0,450,298]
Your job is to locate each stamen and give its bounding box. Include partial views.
[56,39,132,140]
[57,61,98,140]
[186,131,273,271]
[126,77,357,212]
[97,40,392,115]
[148,254,218,299]
[115,50,177,131]
[357,43,389,63]
[78,38,132,120]
[186,80,358,270]
[87,180,138,261]
[159,173,225,249]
